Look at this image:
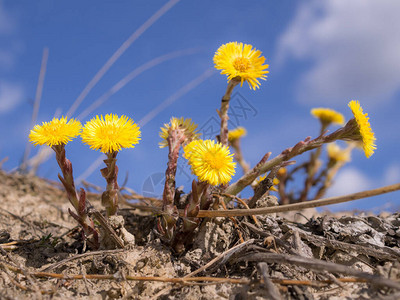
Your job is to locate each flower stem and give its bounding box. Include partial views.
[299,124,328,202]
[159,130,184,241]
[101,151,119,217]
[219,78,240,146]
[230,139,250,174]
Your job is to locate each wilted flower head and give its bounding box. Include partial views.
[29,116,82,147]
[327,142,351,163]
[183,139,236,186]
[311,108,345,126]
[228,126,247,142]
[159,117,200,148]
[213,42,269,90]
[343,101,376,158]
[81,114,141,153]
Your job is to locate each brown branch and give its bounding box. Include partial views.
[2,262,393,290]
[41,248,126,272]
[184,239,255,278]
[196,183,400,218]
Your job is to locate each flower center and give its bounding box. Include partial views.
[204,151,225,170]
[233,57,250,72]
[100,126,117,139]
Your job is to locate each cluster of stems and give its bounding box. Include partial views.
[156,74,366,252]
[158,129,213,253]
[52,145,99,248]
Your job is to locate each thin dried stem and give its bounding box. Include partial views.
[196,183,400,218]
[184,239,255,278]
[217,193,261,227]
[121,182,400,219]
[77,48,200,121]
[21,48,49,172]
[1,262,385,288]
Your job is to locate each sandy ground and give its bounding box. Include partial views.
[1,170,400,299]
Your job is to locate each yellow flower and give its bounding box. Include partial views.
[184,139,236,186]
[327,143,351,163]
[311,108,345,126]
[29,116,82,147]
[183,139,199,161]
[228,126,247,142]
[348,100,376,158]
[159,117,200,148]
[213,42,269,90]
[81,114,141,153]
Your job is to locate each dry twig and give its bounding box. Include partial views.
[196,183,400,218]
[184,239,255,278]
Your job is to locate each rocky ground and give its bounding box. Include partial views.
[0,169,399,299]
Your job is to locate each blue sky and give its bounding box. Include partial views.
[1,0,399,212]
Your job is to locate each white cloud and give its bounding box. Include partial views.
[0,81,24,113]
[323,164,400,212]
[326,167,371,198]
[383,164,400,185]
[276,0,400,107]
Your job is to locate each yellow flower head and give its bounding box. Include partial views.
[327,143,351,163]
[213,42,269,90]
[29,116,82,147]
[228,126,247,142]
[159,117,200,148]
[348,100,376,158]
[183,139,236,186]
[277,167,287,177]
[311,108,345,126]
[81,114,141,153]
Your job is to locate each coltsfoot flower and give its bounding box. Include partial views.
[327,142,351,163]
[213,42,269,90]
[228,126,247,142]
[159,117,200,148]
[311,108,345,126]
[184,139,236,186]
[29,116,82,147]
[81,114,141,153]
[347,100,376,158]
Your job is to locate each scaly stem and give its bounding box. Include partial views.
[299,123,329,201]
[159,130,184,241]
[101,151,119,217]
[219,78,240,146]
[230,139,250,174]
